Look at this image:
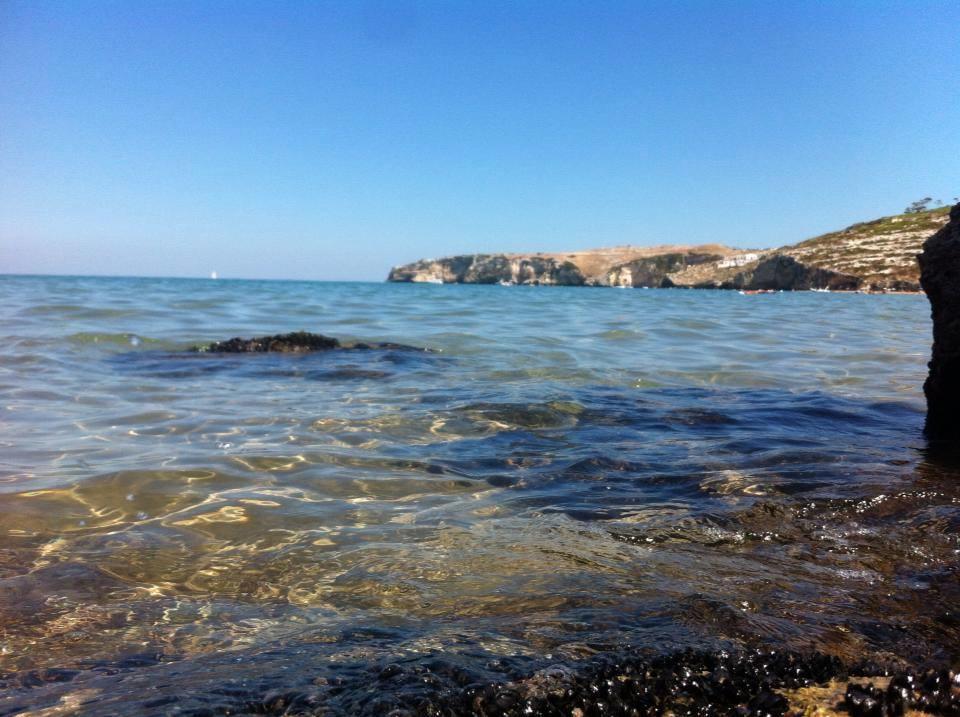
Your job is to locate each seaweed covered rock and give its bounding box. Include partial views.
[193,332,429,354]
[312,649,959,717]
[200,331,341,353]
[919,202,960,440]
[3,644,957,715]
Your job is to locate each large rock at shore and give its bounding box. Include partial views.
[919,202,960,439]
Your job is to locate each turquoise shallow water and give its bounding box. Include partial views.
[0,276,957,714]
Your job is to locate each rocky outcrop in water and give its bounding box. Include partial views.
[919,202,960,440]
[388,206,950,291]
[194,332,425,353]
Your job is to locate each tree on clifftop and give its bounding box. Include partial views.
[905,197,933,214]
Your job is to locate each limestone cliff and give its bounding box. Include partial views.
[668,254,861,291]
[387,254,586,285]
[387,206,950,291]
[606,253,725,288]
[388,245,741,287]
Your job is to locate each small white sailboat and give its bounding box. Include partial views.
[210,271,218,280]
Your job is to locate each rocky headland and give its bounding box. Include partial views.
[388,206,950,291]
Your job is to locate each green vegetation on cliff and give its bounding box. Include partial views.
[786,206,950,290]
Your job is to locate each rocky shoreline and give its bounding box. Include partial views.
[388,206,950,292]
[5,645,957,716]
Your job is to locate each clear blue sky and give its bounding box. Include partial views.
[1,1,958,280]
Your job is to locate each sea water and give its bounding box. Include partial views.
[0,275,957,713]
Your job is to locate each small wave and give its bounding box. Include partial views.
[169,299,229,310]
[21,304,142,319]
[68,333,174,350]
[595,329,646,340]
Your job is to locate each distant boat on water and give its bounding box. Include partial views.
[210,271,218,280]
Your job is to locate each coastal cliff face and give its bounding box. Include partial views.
[787,206,950,291]
[669,254,861,291]
[388,206,950,291]
[919,202,960,439]
[388,245,743,287]
[606,253,724,288]
[386,254,585,285]
[733,255,861,291]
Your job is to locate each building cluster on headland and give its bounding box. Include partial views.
[388,206,950,293]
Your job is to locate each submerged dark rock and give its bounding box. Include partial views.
[919,202,960,440]
[193,332,428,354]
